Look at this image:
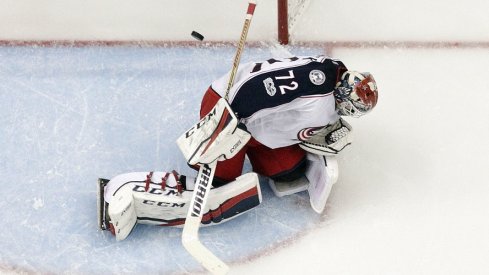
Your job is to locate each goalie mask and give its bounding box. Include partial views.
[334,71,378,117]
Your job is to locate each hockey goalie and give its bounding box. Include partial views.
[98,55,378,241]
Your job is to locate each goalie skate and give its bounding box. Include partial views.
[97,178,111,232]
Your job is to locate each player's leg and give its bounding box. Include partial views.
[247,142,338,213]
[246,141,310,196]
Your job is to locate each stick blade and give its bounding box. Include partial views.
[182,218,230,274]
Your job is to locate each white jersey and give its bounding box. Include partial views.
[211,55,347,149]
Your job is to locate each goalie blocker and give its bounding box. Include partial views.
[98,171,261,240]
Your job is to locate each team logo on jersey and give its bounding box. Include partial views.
[309,70,326,85]
[263,77,277,96]
[297,126,325,141]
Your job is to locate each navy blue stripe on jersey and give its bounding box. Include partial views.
[231,58,344,119]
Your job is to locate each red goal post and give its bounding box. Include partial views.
[277,0,311,45]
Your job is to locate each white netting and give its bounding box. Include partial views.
[287,0,311,35]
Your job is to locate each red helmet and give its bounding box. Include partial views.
[334,71,378,117]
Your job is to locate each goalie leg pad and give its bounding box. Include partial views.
[106,183,138,241]
[202,172,261,225]
[306,154,339,214]
[102,171,261,239]
[98,177,137,240]
[134,172,262,227]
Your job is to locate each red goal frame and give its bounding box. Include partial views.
[277,0,289,45]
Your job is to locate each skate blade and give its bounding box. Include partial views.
[97,178,110,230]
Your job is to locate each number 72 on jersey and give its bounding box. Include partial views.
[263,70,298,96]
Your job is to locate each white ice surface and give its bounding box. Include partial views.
[1,45,489,274]
[235,48,489,274]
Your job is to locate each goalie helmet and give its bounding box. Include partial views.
[334,71,378,117]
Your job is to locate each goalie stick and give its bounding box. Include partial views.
[181,1,257,274]
[224,0,256,101]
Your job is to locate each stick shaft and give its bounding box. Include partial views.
[224,1,257,101]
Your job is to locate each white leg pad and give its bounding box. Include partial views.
[135,172,261,227]
[103,171,261,240]
[306,154,338,214]
[107,184,138,241]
